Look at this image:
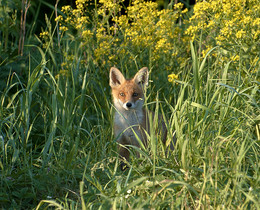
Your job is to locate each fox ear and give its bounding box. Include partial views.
[110,67,126,87]
[134,67,149,86]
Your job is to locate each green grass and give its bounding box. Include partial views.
[0,1,259,209]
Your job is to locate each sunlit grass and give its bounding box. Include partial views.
[0,0,259,209]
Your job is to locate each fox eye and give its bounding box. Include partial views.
[119,93,125,97]
[133,93,138,97]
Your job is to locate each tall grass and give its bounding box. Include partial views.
[0,0,259,209]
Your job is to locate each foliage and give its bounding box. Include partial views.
[55,0,188,74]
[0,0,259,209]
[186,0,260,72]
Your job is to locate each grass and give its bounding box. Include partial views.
[0,1,259,209]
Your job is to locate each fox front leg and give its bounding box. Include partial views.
[117,141,130,171]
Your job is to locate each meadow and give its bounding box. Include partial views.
[0,0,259,209]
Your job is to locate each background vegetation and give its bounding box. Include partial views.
[0,0,259,209]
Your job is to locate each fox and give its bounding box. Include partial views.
[109,67,175,170]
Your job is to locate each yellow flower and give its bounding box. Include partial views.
[61,5,71,13]
[55,15,63,22]
[168,73,178,83]
[82,30,93,38]
[236,30,245,39]
[174,3,184,10]
[181,8,188,14]
[232,55,240,61]
[39,31,49,38]
[60,26,68,32]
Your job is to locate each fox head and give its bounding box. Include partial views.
[110,67,149,111]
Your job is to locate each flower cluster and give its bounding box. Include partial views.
[186,0,260,70]
[48,0,259,83]
[168,73,178,84]
[55,0,93,40]
[54,0,188,72]
[39,31,49,38]
[114,1,187,68]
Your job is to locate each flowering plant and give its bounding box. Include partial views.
[186,0,260,71]
[50,0,259,83]
[55,0,188,74]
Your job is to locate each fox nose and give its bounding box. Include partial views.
[126,102,132,108]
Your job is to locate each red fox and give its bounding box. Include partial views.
[109,67,175,170]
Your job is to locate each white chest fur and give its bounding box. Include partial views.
[114,109,144,145]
